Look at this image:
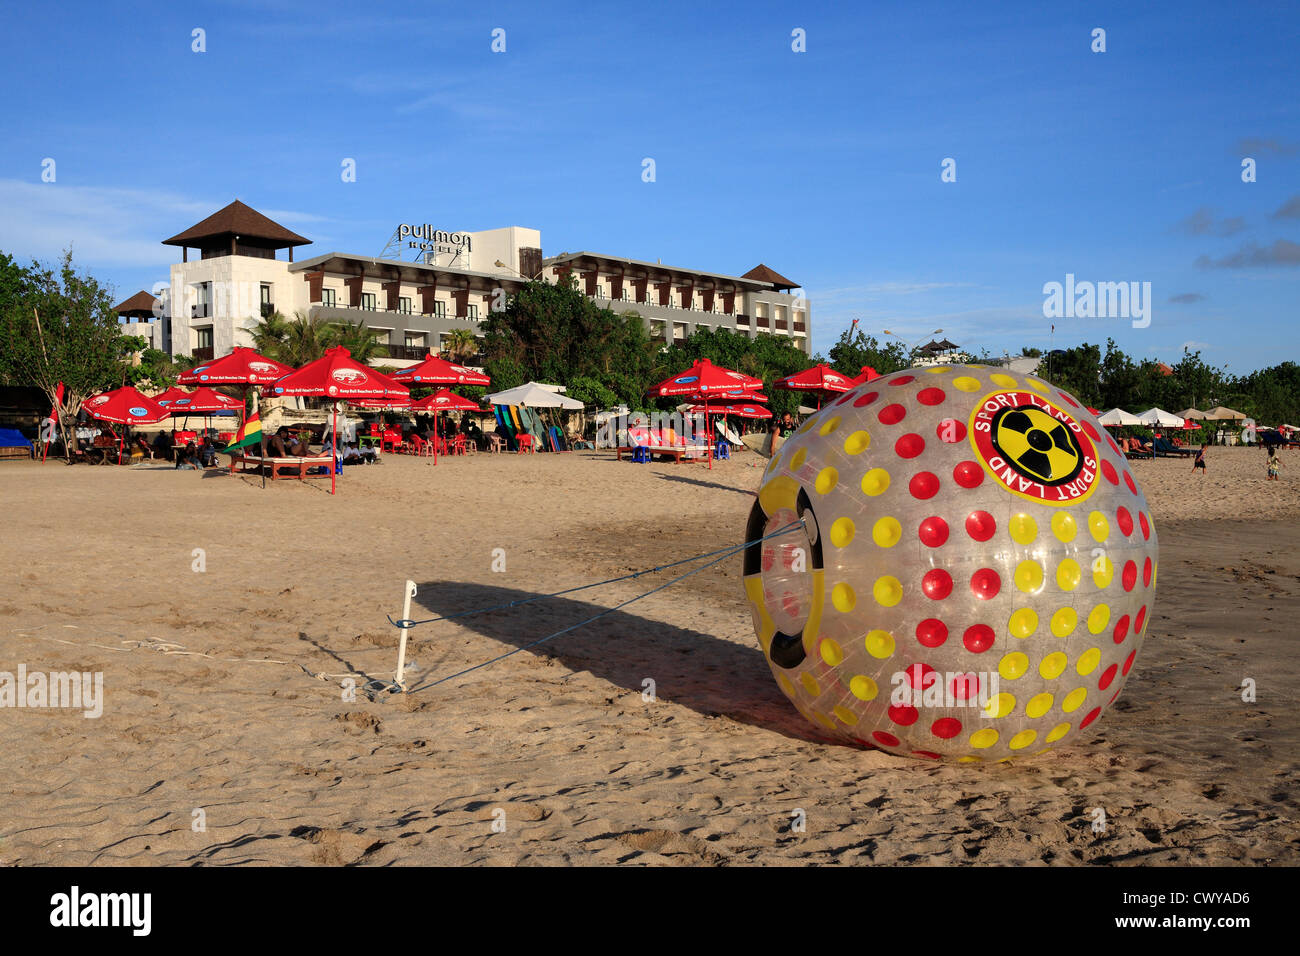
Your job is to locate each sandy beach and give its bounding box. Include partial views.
[1,444,1297,866]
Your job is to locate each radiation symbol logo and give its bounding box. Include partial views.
[969,389,1100,505]
[992,405,1083,485]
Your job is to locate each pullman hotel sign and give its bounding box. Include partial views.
[398,224,471,256]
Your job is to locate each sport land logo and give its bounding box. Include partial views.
[969,390,1100,505]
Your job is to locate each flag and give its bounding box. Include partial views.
[222,412,261,452]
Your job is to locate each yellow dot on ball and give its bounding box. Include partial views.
[1015,560,1045,594]
[1009,513,1037,545]
[1088,511,1110,542]
[1008,729,1037,750]
[819,637,844,666]
[872,516,902,547]
[926,366,950,374]
[1026,692,1054,718]
[1050,607,1078,637]
[872,576,903,606]
[829,517,855,548]
[778,674,796,697]
[849,675,878,700]
[861,468,891,496]
[970,728,999,749]
[958,755,982,763]
[865,629,895,658]
[831,583,856,613]
[985,692,1016,718]
[790,448,808,470]
[800,672,821,696]
[1056,558,1082,591]
[842,429,871,455]
[952,376,981,392]
[1076,648,1101,676]
[989,373,1018,388]
[813,710,835,730]
[1087,603,1111,634]
[1062,687,1088,712]
[1051,512,1077,542]
[1039,652,1068,680]
[1025,379,1050,393]
[998,651,1030,680]
[818,416,842,436]
[797,417,818,435]
[832,705,859,726]
[1093,555,1114,589]
[1046,722,1071,742]
[815,466,839,494]
[1008,607,1039,638]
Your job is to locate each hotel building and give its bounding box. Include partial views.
[126,200,811,365]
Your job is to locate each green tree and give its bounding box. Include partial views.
[825,325,908,378]
[442,327,478,363]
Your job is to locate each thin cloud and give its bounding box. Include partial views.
[1195,240,1300,269]
[1271,195,1300,220]
[1168,292,1206,304]
[1173,207,1246,237]
[1238,137,1298,156]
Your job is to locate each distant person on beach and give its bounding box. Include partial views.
[175,441,199,470]
[780,412,797,437]
[152,429,174,462]
[1192,444,1206,475]
[1268,452,1282,481]
[198,436,218,468]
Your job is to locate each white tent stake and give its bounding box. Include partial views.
[395,580,417,690]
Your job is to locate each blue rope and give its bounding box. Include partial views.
[397,519,803,693]
[387,520,801,630]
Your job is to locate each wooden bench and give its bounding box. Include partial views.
[616,445,704,463]
[228,453,334,480]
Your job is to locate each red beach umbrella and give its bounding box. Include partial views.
[411,389,481,412]
[82,386,170,463]
[269,346,409,494]
[689,403,772,419]
[652,359,764,469]
[391,353,491,387]
[775,363,857,409]
[177,347,293,386]
[848,365,880,386]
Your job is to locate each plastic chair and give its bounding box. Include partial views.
[715,441,730,460]
[487,434,505,453]
[517,434,535,454]
[631,445,651,463]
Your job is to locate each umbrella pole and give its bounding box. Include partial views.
[331,404,338,496]
[434,414,439,465]
[707,398,713,470]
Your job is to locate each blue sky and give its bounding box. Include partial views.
[1,0,1297,374]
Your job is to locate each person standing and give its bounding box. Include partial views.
[1192,444,1207,476]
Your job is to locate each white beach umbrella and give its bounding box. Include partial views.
[1136,408,1185,427]
[1097,408,1143,427]
[485,381,584,409]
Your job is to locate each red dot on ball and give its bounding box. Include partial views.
[1142,557,1153,587]
[1101,460,1119,485]
[853,390,879,408]
[950,671,980,700]
[970,568,1000,600]
[905,663,937,688]
[1082,421,1100,442]
[911,750,942,760]
[916,617,949,647]
[834,391,857,407]
[1113,614,1130,644]
[910,471,940,500]
[966,510,996,541]
[888,704,919,726]
[1116,506,1133,536]
[887,375,915,386]
[953,460,984,488]
[936,418,966,443]
[1139,511,1150,539]
[1098,664,1118,690]
[922,568,953,600]
[1135,605,1147,633]
[1080,706,1102,728]
[931,717,963,739]
[1107,434,1121,455]
[1122,650,1136,675]
[917,387,946,405]
[1122,560,1138,591]
[896,433,925,458]
[878,403,906,424]
[1059,392,1079,408]
[963,624,995,652]
[1125,472,1138,495]
[872,731,900,747]
[918,515,949,547]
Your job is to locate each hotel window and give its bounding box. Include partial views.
[193,282,212,318]
[361,292,377,311]
[260,283,273,318]
[322,288,336,308]
[404,333,424,349]
[399,296,412,315]
[433,300,446,319]
[468,304,479,320]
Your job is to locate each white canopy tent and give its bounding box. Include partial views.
[1097,408,1143,426]
[484,381,584,410]
[1137,408,1185,428]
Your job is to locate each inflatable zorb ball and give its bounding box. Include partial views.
[743,366,1157,762]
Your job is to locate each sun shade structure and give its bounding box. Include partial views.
[114,291,162,318]
[484,382,584,409]
[1176,407,1209,421]
[412,389,481,412]
[741,263,799,290]
[178,347,293,386]
[154,386,243,414]
[775,364,855,394]
[652,359,764,469]
[1136,408,1185,428]
[270,346,408,494]
[391,353,491,387]
[1097,408,1144,427]
[162,199,311,262]
[1201,406,1247,421]
[82,387,170,463]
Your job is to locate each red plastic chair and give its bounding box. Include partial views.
[517,434,535,454]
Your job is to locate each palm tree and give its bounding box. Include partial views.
[443,327,478,363]
[326,318,384,365]
[280,310,332,367]
[249,310,291,362]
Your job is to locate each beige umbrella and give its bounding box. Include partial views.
[1202,406,1247,421]
[1176,407,1208,420]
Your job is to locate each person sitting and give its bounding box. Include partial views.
[286,431,311,456]
[175,441,199,470]
[198,436,219,468]
[152,429,174,462]
[267,427,293,457]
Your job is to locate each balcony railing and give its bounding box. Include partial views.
[191,305,210,319]
[736,314,750,326]
[756,316,770,328]
[793,322,806,333]
[376,344,429,362]
[774,319,787,331]
[192,346,214,361]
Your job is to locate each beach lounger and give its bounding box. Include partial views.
[1153,437,1191,458]
[227,452,334,480]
